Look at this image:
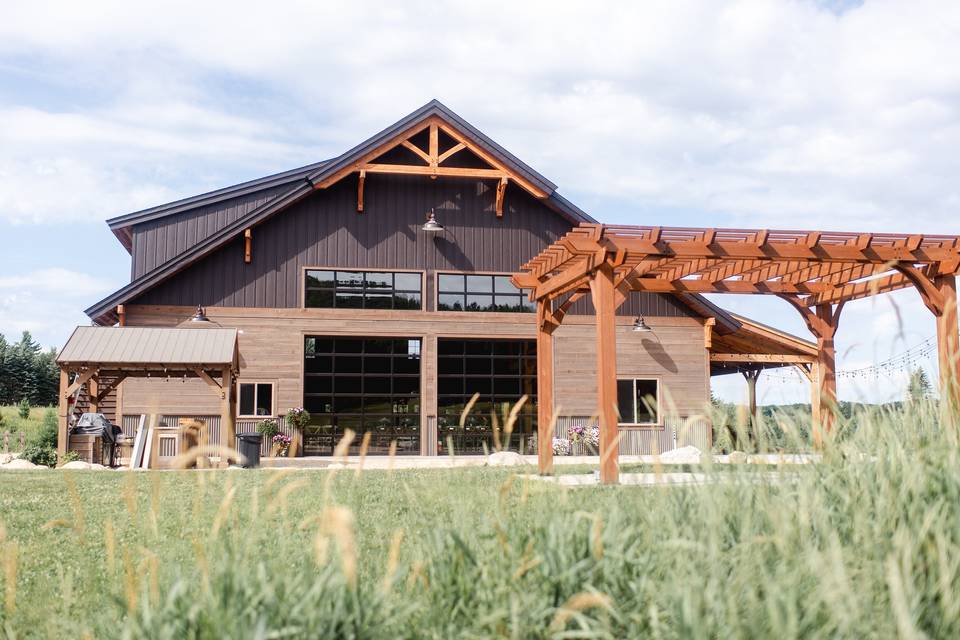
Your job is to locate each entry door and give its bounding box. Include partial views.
[303,336,421,455]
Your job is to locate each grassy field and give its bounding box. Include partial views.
[0,406,52,449]
[1,403,959,638]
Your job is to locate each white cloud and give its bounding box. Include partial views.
[0,268,116,347]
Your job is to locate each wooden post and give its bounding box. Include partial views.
[57,369,69,458]
[88,376,99,413]
[591,262,619,485]
[221,367,236,465]
[812,303,842,445]
[809,361,821,432]
[536,301,555,475]
[936,274,960,412]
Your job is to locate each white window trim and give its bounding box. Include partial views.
[617,378,661,427]
[237,381,276,418]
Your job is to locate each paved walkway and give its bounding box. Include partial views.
[261,452,818,470]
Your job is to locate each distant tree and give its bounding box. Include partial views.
[18,397,31,419]
[0,332,59,407]
[907,368,932,403]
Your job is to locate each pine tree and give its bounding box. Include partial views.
[0,334,8,405]
[907,367,932,403]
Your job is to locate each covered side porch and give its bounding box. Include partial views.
[514,223,960,484]
[55,326,240,463]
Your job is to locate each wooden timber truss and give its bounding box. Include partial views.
[313,116,544,217]
[513,223,960,484]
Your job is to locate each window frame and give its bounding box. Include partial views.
[434,270,535,313]
[616,378,661,427]
[301,266,426,311]
[237,380,277,418]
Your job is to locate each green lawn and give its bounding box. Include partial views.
[1,403,959,638]
[0,406,52,449]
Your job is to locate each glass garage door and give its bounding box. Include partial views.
[437,338,537,455]
[303,336,421,455]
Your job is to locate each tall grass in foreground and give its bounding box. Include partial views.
[3,400,960,638]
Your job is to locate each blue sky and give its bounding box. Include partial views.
[1,0,958,405]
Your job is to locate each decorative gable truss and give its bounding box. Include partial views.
[313,116,548,217]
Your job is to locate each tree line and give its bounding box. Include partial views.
[0,331,59,407]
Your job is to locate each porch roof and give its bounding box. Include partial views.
[57,326,238,369]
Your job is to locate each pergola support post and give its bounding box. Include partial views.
[935,275,960,412]
[591,262,619,485]
[742,369,760,448]
[536,301,556,475]
[813,304,841,445]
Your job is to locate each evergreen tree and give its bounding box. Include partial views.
[0,331,60,408]
[0,334,8,405]
[907,367,932,403]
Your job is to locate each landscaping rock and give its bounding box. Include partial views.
[729,451,748,464]
[0,453,15,465]
[486,451,527,467]
[658,445,703,464]
[1,458,45,470]
[60,461,109,470]
[327,462,348,470]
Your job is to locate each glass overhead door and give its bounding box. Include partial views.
[303,336,421,455]
[436,338,537,455]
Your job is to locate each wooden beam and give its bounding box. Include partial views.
[710,353,816,364]
[361,163,508,180]
[64,369,97,398]
[88,376,99,413]
[564,233,960,264]
[591,263,619,485]
[536,302,555,476]
[401,140,432,165]
[495,177,507,217]
[623,278,833,296]
[808,271,919,306]
[95,374,128,403]
[813,303,842,444]
[57,369,69,458]
[704,317,716,349]
[221,367,236,466]
[429,124,439,172]
[437,142,466,164]
[743,369,760,423]
[357,169,365,213]
[117,305,126,327]
[193,368,222,393]
[893,263,945,315]
[244,229,252,264]
[935,275,960,412]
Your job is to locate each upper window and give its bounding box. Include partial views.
[616,379,660,425]
[437,274,535,313]
[239,382,274,417]
[305,270,422,310]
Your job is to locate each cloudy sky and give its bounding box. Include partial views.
[1,0,957,404]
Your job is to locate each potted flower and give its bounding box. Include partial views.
[256,419,280,456]
[272,433,292,457]
[568,424,600,455]
[552,437,571,456]
[285,407,311,457]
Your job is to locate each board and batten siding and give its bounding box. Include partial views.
[130,182,295,279]
[118,306,709,442]
[131,173,693,318]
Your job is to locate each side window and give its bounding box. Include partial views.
[436,273,534,312]
[616,379,660,425]
[305,270,422,310]
[238,382,274,417]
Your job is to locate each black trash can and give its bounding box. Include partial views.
[235,433,263,468]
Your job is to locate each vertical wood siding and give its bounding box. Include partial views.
[131,183,294,279]
[132,174,692,318]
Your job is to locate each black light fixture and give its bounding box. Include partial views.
[191,305,211,322]
[632,315,653,332]
[422,208,444,232]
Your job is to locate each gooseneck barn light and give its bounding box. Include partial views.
[422,209,444,233]
[632,315,653,332]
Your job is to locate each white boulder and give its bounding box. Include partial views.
[728,451,748,464]
[486,451,527,467]
[658,445,704,464]
[1,458,45,470]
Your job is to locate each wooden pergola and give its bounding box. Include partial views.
[513,223,960,484]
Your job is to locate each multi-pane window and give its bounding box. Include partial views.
[303,337,421,455]
[616,379,660,425]
[437,339,537,454]
[305,270,422,310]
[238,382,273,417]
[437,274,535,312]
